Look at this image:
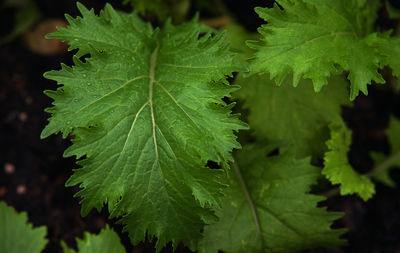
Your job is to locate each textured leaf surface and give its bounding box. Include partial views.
[0,201,47,253]
[199,144,345,253]
[323,124,375,200]
[234,74,350,158]
[61,226,126,253]
[371,116,400,187]
[41,3,246,251]
[248,0,397,100]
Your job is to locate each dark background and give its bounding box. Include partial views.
[1,0,400,252]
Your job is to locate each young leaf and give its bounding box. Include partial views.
[0,201,47,253]
[234,74,350,158]
[248,0,396,100]
[323,123,375,201]
[41,2,246,251]
[198,144,346,253]
[61,226,126,253]
[371,116,400,187]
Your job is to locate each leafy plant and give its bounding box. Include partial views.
[40,0,400,252]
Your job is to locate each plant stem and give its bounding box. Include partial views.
[321,187,340,198]
[367,151,400,177]
[200,16,232,29]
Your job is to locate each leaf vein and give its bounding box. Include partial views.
[77,75,147,113]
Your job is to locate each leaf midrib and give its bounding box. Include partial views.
[146,45,191,237]
[149,45,159,161]
[266,32,356,62]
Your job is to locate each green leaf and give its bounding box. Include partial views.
[41,2,246,251]
[234,74,350,158]
[371,116,400,187]
[199,144,346,253]
[0,201,47,253]
[62,226,126,253]
[248,0,393,100]
[323,123,375,201]
[386,0,400,19]
[0,0,41,46]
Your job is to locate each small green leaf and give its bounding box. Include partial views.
[0,0,41,45]
[0,201,47,253]
[323,123,375,201]
[386,0,400,19]
[199,144,346,253]
[62,226,126,253]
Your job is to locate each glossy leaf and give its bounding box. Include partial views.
[41,3,246,251]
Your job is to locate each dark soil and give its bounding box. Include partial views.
[1,0,400,252]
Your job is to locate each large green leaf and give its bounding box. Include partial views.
[234,74,350,158]
[198,144,345,253]
[61,226,126,253]
[323,123,375,201]
[0,201,47,253]
[247,0,398,100]
[41,3,246,251]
